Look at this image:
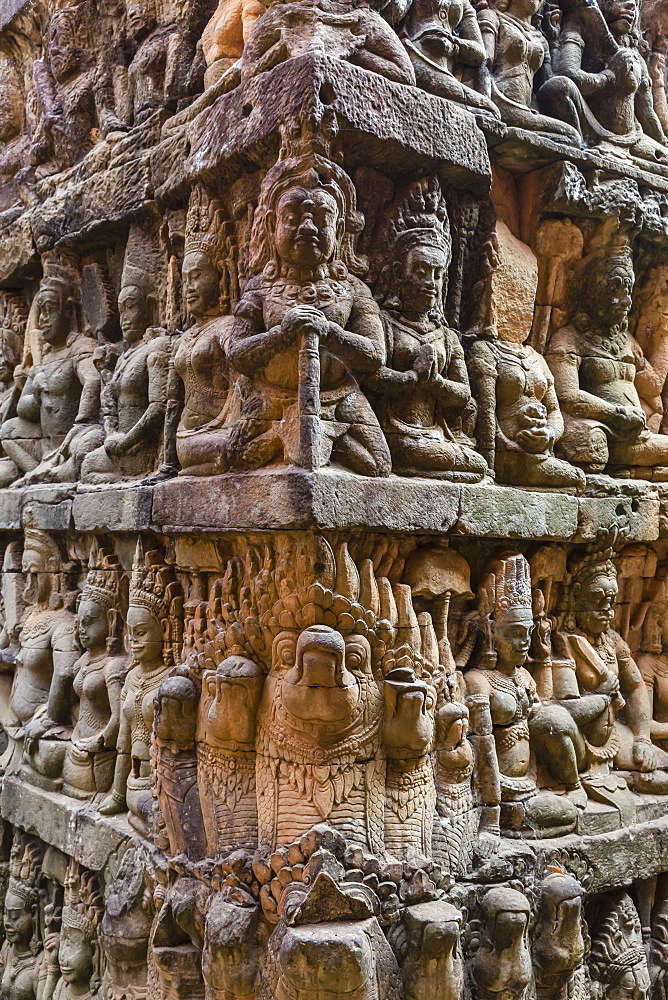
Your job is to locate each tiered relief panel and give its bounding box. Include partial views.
[5,0,668,996]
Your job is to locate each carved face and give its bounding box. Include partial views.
[607,964,650,1000]
[399,244,448,316]
[489,907,529,950]
[49,12,79,82]
[491,618,534,668]
[119,285,149,343]
[282,641,359,727]
[154,691,197,743]
[383,669,435,755]
[597,0,637,33]
[273,187,340,269]
[574,571,617,636]
[77,598,109,653]
[278,920,377,1000]
[36,289,69,346]
[0,54,23,145]
[182,251,219,320]
[4,889,33,947]
[22,543,54,606]
[127,605,164,666]
[593,262,634,327]
[200,662,264,746]
[58,925,94,987]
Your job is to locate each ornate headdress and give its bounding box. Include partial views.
[7,836,41,908]
[81,541,122,613]
[62,860,103,942]
[37,262,79,303]
[121,224,162,311]
[129,541,183,666]
[184,184,237,311]
[589,892,647,988]
[477,552,533,625]
[21,526,64,574]
[389,176,451,261]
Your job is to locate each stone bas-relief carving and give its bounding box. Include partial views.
[6,0,668,988]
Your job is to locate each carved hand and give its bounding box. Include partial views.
[610,406,646,437]
[281,305,329,343]
[413,343,439,383]
[516,425,552,453]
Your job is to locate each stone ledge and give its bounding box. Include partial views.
[0,472,660,541]
[153,54,492,203]
[532,808,668,893]
[0,774,134,874]
[152,470,659,541]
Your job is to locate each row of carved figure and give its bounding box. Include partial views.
[6,527,668,855]
[3,164,668,488]
[4,0,668,200]
[1,825,666,1000]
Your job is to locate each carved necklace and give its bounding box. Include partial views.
[4,947,35,987]
[131,663,170,746]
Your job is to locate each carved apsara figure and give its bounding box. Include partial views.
[546,243,668,477]
[61,546,128,799]
[551,541,664,807]
[152,671,206,859]
[636,563,668,756]
[0,838,56,1000]
[119,0,204,127]
[157,185,233,479]
[0,267,103,487]
[0,49,32,212]
[30,5,126,174]
[553,0,668,162]
[392,0,499,113]
[477,0,582,139]
[54,863,103,1000]
[12,530,79,785]
[469,230,586,491]
[81,243,171,484]
[367,176,487,482]
[100,545,182,837]
[225,132,391,476]
[464,552,578,837]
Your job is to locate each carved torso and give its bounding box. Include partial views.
[173,319,230,429]
[121,663,171,768]
[72,651,126,740]
[254,273,356,392]
[105,335,169,435]
[11,607,77,726]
